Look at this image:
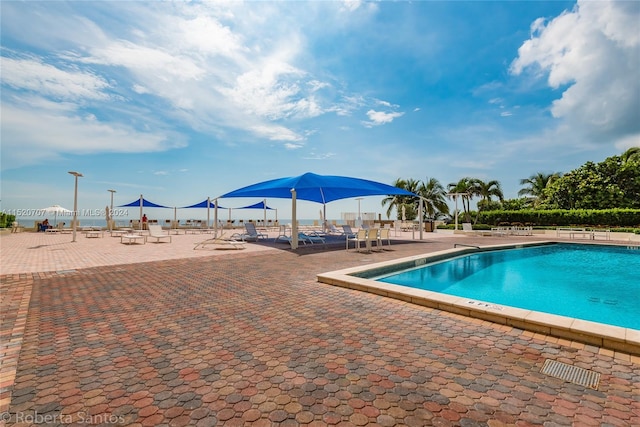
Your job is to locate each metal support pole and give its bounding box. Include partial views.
[108,189,116,231]
[68,171,83,242]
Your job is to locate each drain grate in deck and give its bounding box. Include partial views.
[541,359,600,389]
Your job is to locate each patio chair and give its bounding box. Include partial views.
[378,227,391,248]
[346,229,367,251]
[365,229,380,252]
[147,224,172,243]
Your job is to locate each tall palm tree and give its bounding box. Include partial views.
[447,177,477,223]
[418,177,450,220]
[474,179,503,223]
[518,172,561,207]
[381,178,419,219]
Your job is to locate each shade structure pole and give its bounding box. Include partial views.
[139,194,143,230]
[207,196,211,228]
[263,199,266,228]
[323,204,327,232]
[291,189,298,250]
[419,197,424,240]
[214,198,219,237]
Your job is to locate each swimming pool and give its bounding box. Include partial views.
[317,242,640,355]
[375,243,640,330]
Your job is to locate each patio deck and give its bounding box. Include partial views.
[1,230,638,426]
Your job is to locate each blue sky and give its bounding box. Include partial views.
[1,1,639,223]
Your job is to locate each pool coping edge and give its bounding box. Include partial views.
[317,241,640,357]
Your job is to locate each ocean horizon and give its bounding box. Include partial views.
[16,217,340,228]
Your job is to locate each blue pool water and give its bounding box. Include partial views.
[377,244,640,330]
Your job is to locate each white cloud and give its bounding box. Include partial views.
[250,124,304,142]
[1,102,183,169]
[0,1,402,170]
[303,152,336,160]
[510,0,640,145]
[1,56,110,100]
[132,84,150,94]
[341,1,363,13]
[614,134,640,151]
[284,142,304,150]
[362,109,404,127]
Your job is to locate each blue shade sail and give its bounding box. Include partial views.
[236,201,275,210]
[118,197,170,208]
[180,200,226,209]
[220,172,415,203]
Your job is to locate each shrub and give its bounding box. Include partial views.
[477,209,640,227]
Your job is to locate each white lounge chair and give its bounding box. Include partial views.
[326,223,346,236]
[341,224,356,238]
[298,232,325,244]
[194,233,245,250]
[462,223,492,236]
[234,222,268,242]
[147,224,172,243]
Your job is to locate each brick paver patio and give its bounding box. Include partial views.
[1,231,638,426]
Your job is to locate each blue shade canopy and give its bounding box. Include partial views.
[220,172,416,203]
[181,200,226,209]
[237,201,275,210]
[118,197,170,208]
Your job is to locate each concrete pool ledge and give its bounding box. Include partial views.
[317,242,640,357]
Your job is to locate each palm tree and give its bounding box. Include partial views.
[418,177,450,220]
[621,147,640,163]
[518,172,561,207]
[447,177,477,223]
[381,178,420,219]
[474,179,503,222]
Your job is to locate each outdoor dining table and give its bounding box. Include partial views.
[120,234,146,245]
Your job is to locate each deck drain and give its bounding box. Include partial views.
[541,359,600,389]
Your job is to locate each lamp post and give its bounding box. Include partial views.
[108,189,116,211]
[68,171,83,242]
[108,189,116,231]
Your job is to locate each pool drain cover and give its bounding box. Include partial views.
[541,359,600,389]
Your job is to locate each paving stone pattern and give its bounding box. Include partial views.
[2,240,639,426]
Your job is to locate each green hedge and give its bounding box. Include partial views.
[0,213,16,229]
[476,209,640,227]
